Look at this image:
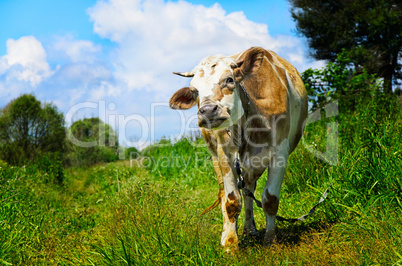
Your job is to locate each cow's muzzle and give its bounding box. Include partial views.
[198,104,227,128]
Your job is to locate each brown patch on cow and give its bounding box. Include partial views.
[244,51,288,117]
[198,69,205,77]
[212,85,234,102]
[226,237,234,245]
[212,84,224,102]
[201,128,217,156]
[262,190,279,216]
[169,87,196,110]
[225,191,241,223]
[211,71,235,102]
[228,191,237,201]
[210,64,217,75]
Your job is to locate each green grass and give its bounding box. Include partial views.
[1,96,401,265]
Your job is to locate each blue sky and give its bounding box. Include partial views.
[0,0,323,149]
[0,0,99,53]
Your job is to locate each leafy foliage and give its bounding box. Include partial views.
[28,153,65,184]
[290,0,402,92]
[301,50,382,112]
[0,94,66,165]
[65,118,119,167]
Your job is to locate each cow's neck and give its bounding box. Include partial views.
[235,78,290,153]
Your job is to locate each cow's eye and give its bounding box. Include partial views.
[226,77,234,84]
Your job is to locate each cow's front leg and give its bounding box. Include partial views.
[220,169,242,248]
[262,147,289,245]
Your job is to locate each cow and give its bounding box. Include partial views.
[169,47,307,249]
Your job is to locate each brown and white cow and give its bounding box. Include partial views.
[169,47,307,248]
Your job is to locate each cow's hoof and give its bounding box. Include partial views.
[223,243,239,255]
[263,231,276,246]
[244,227,259,237]
[221,233,239,253]
[222,237,239,255]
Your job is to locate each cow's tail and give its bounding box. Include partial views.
[200,187,224,216]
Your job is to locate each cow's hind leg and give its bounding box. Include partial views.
[262,148,289,245]
[243,178,258,237]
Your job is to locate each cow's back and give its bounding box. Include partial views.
[268,51,307,152]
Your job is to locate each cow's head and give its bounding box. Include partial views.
[169,47,265,130]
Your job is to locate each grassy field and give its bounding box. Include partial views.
[1,97,402,265]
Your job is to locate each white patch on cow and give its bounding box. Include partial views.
[285,71,303,143]
[223,171,238,197]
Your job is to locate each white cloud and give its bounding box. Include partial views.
[307,59,327,70]
[90,80,121,100]
[1,36,52,87]
[59,63,112,83]
[87,0,308,96]
[40,61,118,112]
[53,35,101,63]
[0,34,118,114]
[289,53,304,64]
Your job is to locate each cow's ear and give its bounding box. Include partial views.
[234,47,265,82]
[169,87,197,110]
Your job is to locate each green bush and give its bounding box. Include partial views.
[29,153,65,184]
[65,118,119,167]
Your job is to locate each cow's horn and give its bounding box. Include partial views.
[173,71,194,77]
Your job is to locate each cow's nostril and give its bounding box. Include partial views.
[198,104,219,116]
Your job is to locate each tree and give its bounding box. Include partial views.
[125,146,139,160]
[65,118,119,166]
[0,94,66,165]
[290,0,402,93]
[302,50,382,112]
